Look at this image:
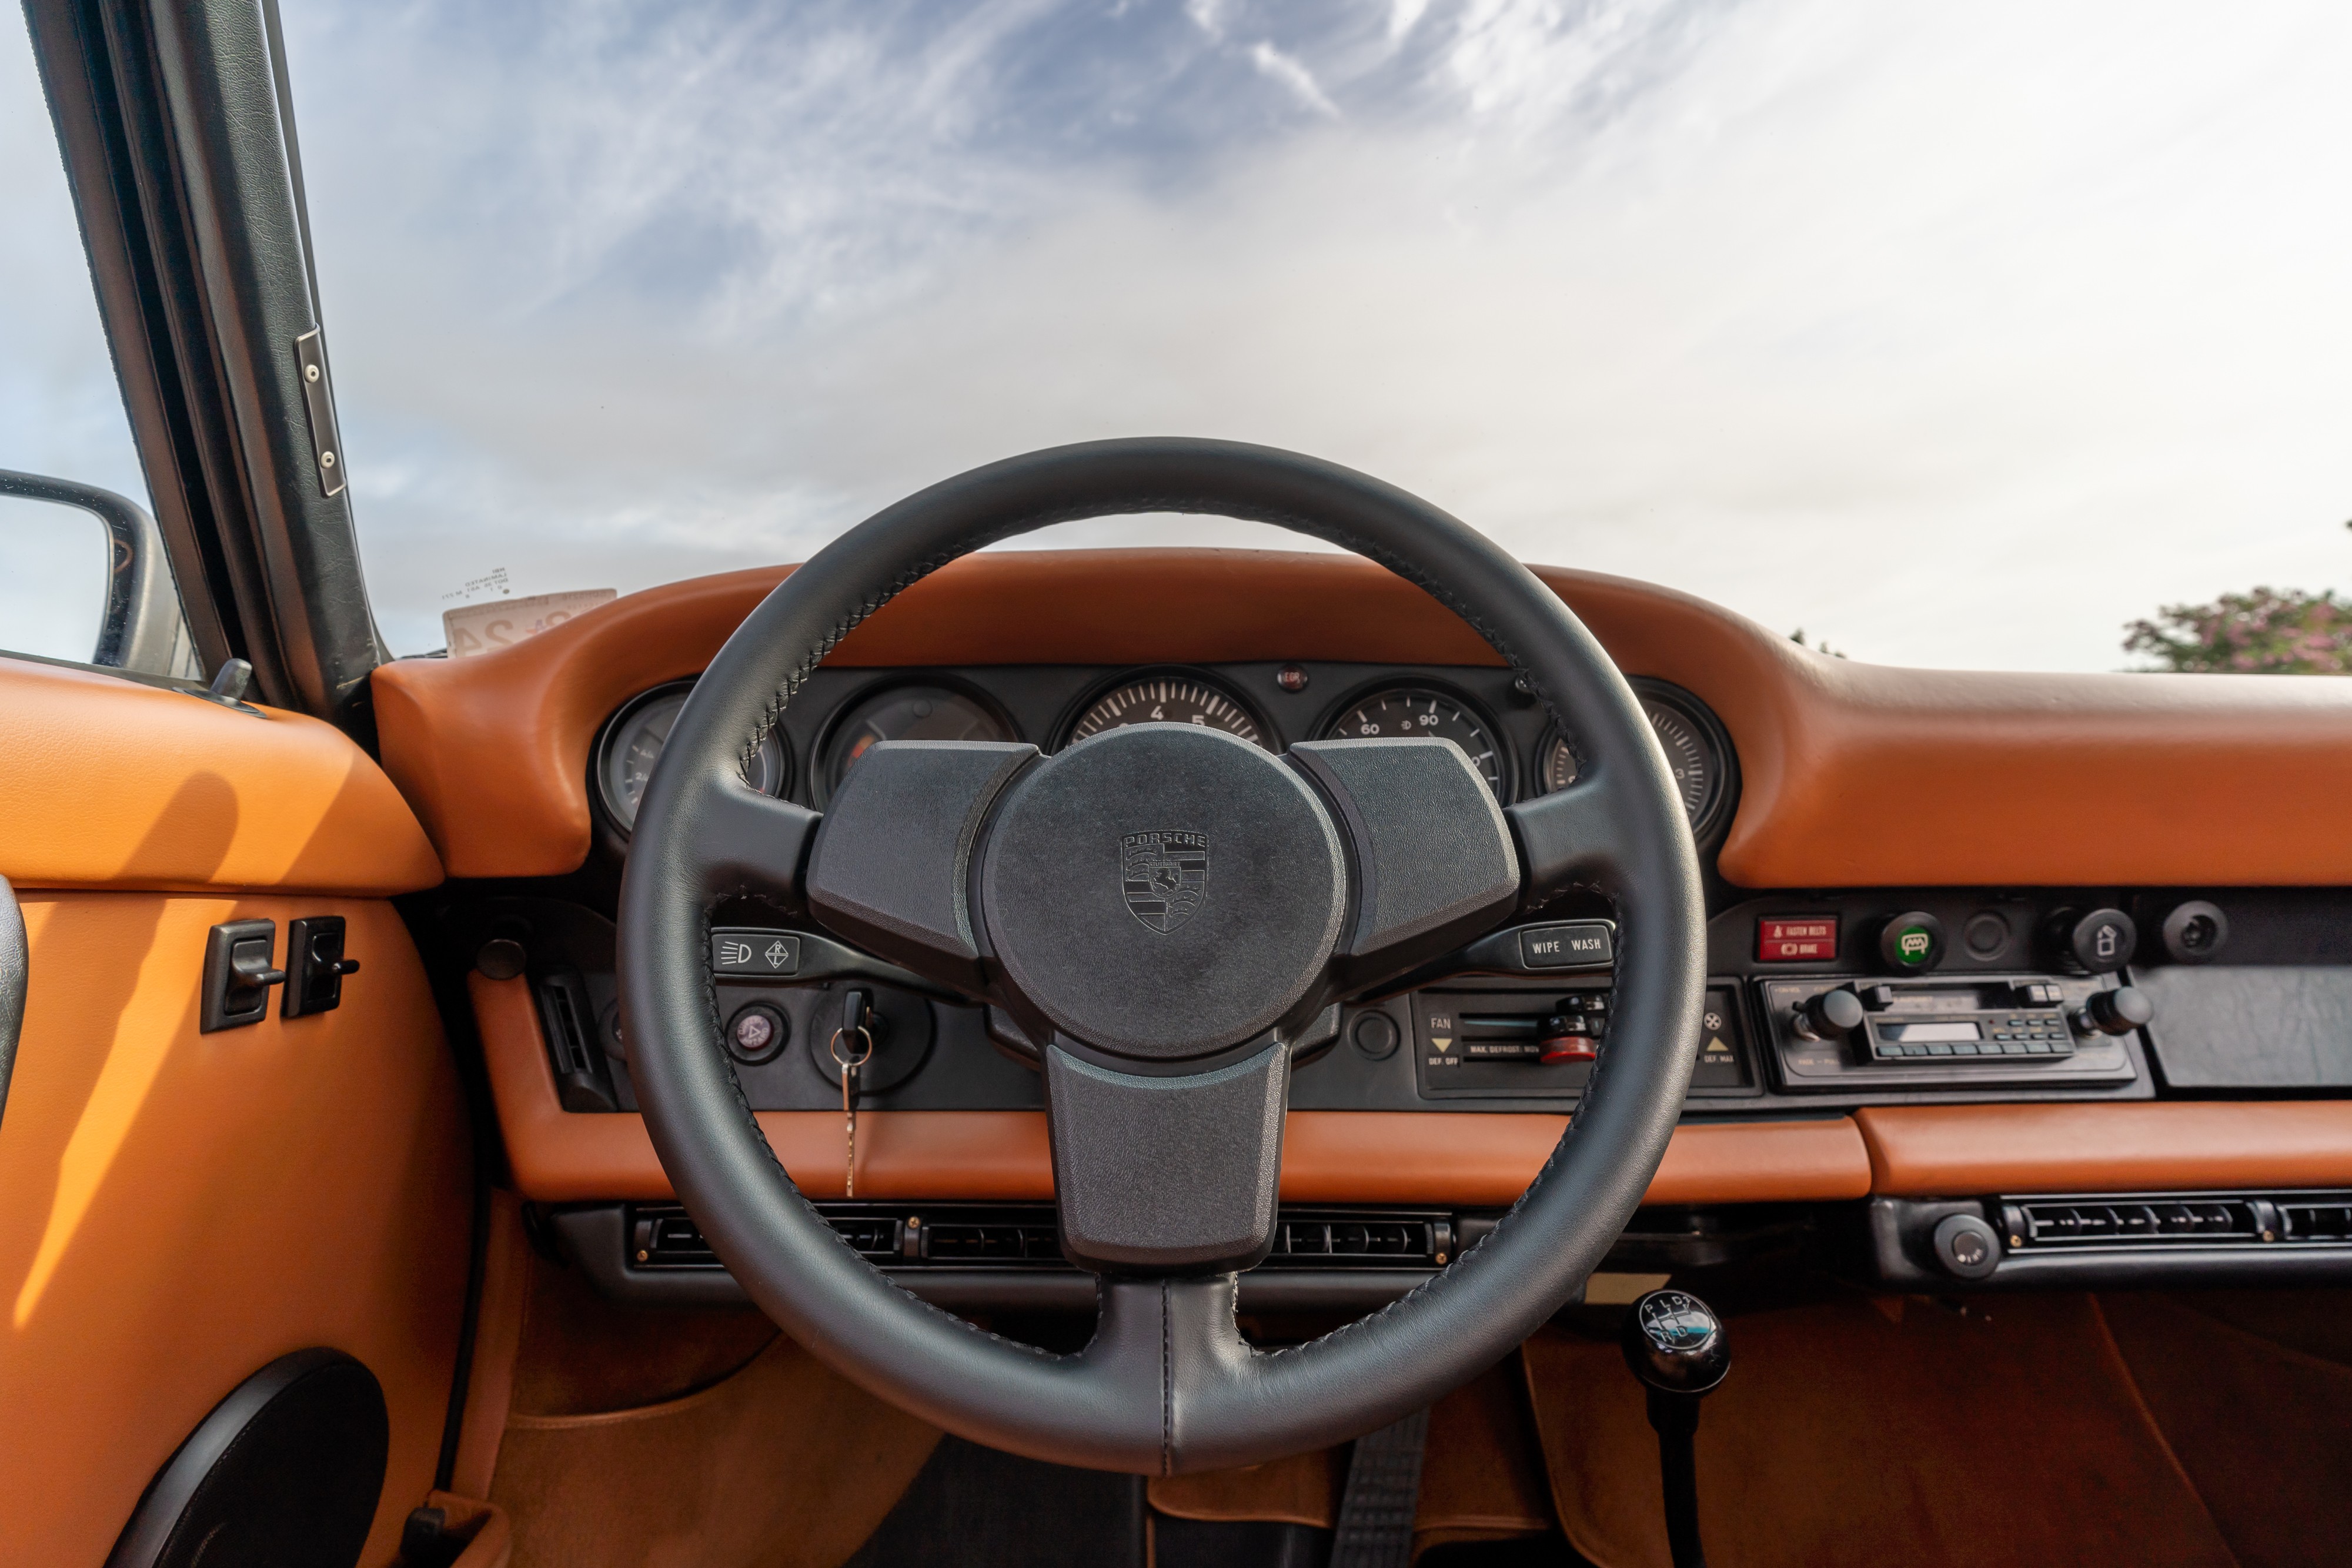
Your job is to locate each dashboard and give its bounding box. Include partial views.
[368,548,2352,1306]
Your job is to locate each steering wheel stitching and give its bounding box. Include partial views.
[619,436,1706,1474]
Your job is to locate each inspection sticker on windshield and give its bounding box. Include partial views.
[442,589,616,658]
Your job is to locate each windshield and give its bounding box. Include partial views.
[278,2,2352,671]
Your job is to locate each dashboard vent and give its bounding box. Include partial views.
[1268,1212,1452,1268]
[623,1203,1458,1272]
[2000,1191,2352,1251]
[629,1203,902,1266]
[536,971,616,1112]
[918,1213,1063,1266]
[630,1206,720,1268]
[2277,1198,2352,1242]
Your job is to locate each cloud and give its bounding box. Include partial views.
[11,1,2347,675]
[1247,42,1341,118]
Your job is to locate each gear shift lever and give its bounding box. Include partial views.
[1619,1289,1730,1568]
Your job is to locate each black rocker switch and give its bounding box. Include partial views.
[284,916,362,1018]
[1621,1289,1731,1568]
[201,919,285,1032]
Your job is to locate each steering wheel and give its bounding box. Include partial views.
[618,438,1705,1475]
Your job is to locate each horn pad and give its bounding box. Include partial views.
[979,725,1345,1061]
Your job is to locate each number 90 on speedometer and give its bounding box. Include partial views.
[1317,685,1508,801]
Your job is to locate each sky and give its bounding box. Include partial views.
[5,1,2351,668]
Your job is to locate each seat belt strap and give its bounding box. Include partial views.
[1328,1407,1430,1568]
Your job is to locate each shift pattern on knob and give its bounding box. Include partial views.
[1621,1289,1730,1396]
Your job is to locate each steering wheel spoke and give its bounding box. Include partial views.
[683,775,825,909]
[804,740,1038,991]
[1505,770,1637,910]
[1081,1278,1257,1472]
[1045,1040,1289,1275]
[1288,737,1521,991]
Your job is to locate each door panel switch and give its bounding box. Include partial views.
[201,920,284,1032]
[284,915,361,1018]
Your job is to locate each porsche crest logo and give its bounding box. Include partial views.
[1119,830,1209,933]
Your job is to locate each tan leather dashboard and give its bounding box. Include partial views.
[373,548,2352,887]
[472,973,1875,1206]
[1,655,442,895]
[475,973,2352,1205]
[1856,1103,2352,1195]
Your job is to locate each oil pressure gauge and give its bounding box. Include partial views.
[1541,682,1732,835]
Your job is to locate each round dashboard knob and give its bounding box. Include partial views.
[1799,987,1866,1039]
[1932,1213,2002,1280]
[2160,901,2229,965]
[2047,907,2136,974]
[2080,986,2154,1037]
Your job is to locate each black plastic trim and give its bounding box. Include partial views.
[547,1204,1452,1315]
[24,0,385,724]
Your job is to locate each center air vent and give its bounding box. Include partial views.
[1999,1191,2352,1251]
[1268,1212,1453,1266]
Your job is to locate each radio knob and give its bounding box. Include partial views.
[1796,987,1866,1040]
[2077,986,2154,1037]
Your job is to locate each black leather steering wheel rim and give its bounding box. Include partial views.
[618,437,1706,1474]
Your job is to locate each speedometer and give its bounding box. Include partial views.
[1064,673,1270,750]
[1317,684,1508,801]
[1541,686,1728,833]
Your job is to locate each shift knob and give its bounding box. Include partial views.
[1620,1289,1730,1398]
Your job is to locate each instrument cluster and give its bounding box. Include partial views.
[592,661,1735,840]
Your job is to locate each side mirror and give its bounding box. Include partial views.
[0,469,198,677]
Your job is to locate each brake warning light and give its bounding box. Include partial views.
[1758,917,1838,963]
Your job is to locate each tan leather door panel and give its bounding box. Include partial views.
[0,658,465,1567]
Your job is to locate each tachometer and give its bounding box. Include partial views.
[597,684,787,833]
[1317,684,1508,801]
[1065,674,1269,750]
[820,683,1016,799]
[1541,687,1727,833]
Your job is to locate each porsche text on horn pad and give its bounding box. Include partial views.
[1120,830,1209,933]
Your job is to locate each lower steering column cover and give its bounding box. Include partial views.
[618,438,1706,1473]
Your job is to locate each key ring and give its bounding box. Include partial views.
[829,1026,875,1072]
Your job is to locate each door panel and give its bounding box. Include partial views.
[0,658,466,1567]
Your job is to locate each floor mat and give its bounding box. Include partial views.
[1522,1290,2239,1568]
[843,1435,1145,1568]
[2100,1292,2352,1568]
[492,1335,939,1568]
